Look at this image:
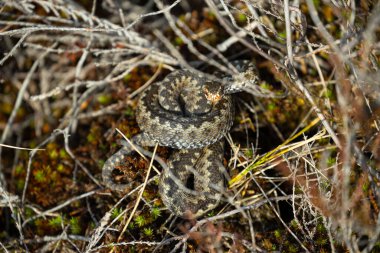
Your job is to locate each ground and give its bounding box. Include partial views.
[0,0,379,252]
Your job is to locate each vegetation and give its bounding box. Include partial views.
[0,0,379,252]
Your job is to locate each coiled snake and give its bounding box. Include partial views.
[102,61,259,217]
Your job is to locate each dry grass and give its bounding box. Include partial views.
[0,0,379,252]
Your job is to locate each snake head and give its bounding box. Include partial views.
[222,60,260,94]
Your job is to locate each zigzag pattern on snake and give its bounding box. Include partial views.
[102,61,258,217]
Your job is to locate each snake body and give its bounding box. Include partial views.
[102,61,257,217]
[137,70,234,149]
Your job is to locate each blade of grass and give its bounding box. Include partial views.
[229,117,323,187]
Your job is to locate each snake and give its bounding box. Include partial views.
[102,61,258,217]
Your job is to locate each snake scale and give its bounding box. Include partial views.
[102,61,258,217]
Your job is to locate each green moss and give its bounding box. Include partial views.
[207,210,216,217]
[174,37,183,46]
[324,88,334,99]
[128,245,136,253]
[142,191,150,200]
[143,227,153,237]
[124,106,134,117]
[274,229,282,239]
[206,11,216,20]
[16,107,26,118]
[178,14,186,22]
[128,221,135,230]
[1,102,13,114]
[49,149,58,160]
[15,165,24,175]
[98,159,105,168]
[319,180,331,193]
[49,215,63,228]
[34,170,46,183]
[16,179,25,191]
[151,207,161,220]
[57,164,65,173]
[97,94,112,105]
[267,102,277,111]
[288,244,299,253]
[87,132,97,143]
[69,217,81,234]
[111,208,123,221]
[134,215,146,227]
[277,31,286,44]
[327,156,336,167]
[59,149,68,159]
[317,222,326,233]
[362,181,370,193]
[260,82,271,90]
[315,236,328,246]
[290,219,299,230]
[24,207,34,219]
[373,241,380,250]
[124,73,132,82]
[244,149,253,158]
[89,221,96,230]
[237,13,247,23]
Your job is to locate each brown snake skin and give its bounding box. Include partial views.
[102,61,258,217]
